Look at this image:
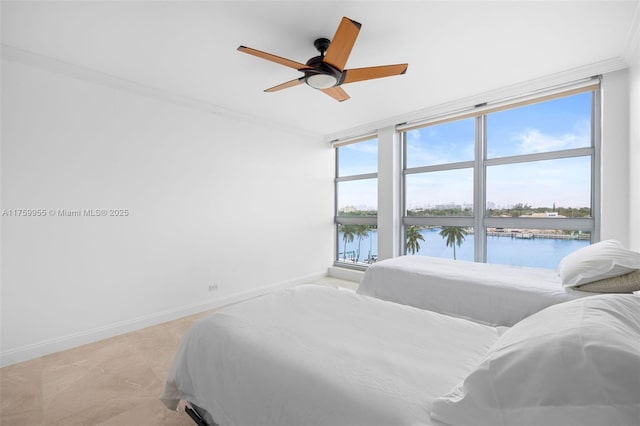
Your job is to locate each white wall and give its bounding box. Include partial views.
[628,36,640,251]
[600,69,631,247]
[1,58,334,366]
[376,127,401,261]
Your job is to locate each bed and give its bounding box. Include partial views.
[356,255,588,326]
[161,284,640,426]
[357,240,640,326]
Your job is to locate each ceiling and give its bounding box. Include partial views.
[2,1,638,137]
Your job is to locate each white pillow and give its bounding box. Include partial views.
[430,294,640,426]
[558,239,640,287]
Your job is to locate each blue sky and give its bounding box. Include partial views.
[338,92,592,211]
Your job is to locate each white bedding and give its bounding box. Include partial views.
[432,294,640,426]
[357,255,590,326]
[161,284,501,426]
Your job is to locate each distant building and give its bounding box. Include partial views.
[435,203,462,210]
[519,211,566,218]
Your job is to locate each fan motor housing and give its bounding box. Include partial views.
[304,52,344,88]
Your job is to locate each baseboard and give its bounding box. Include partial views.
[0,271,327,368]
[328,266,365,283]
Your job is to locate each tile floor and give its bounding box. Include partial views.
[0,277,356,425]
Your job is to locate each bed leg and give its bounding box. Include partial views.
[185,405,208,426]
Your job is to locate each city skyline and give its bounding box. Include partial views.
[340,200,589,213]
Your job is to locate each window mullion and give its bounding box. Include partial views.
[400,132,407,255]
[336,172,378,182]
[485,147,593,166]
[592,85,601,242]
[475,115,486,262]
[404,160,475,175]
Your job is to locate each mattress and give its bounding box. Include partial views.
[357,255,590,326]
[161,284,501,426]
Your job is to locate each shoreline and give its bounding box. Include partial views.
[486,231,590,240]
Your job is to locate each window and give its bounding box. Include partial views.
[335,137,378,267]
[486,93,591,158]
[486,157,592,218]
[405,118,475,168]
[405,168,474,217]
[401,82,599,267]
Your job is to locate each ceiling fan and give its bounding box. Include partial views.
[237,17,408,102]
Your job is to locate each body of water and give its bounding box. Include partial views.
[339,228,590,269]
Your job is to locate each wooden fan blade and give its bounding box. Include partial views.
[323,17,361,72]
[342,64,408,84]
[238,46,311,71]
[265,78,304,92]
[320,86,350,102]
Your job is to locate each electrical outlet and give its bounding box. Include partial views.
[208,284,219,292]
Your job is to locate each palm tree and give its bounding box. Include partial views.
[354,225,370,262]
[439,226,468,260]
[405,226,425,255]
[340,224,357,261]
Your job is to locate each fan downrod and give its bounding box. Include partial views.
[313,38,331,56]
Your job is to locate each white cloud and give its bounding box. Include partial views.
[406,129,474,166]
[512,120,589,154]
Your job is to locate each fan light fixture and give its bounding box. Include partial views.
[306,73,337,89]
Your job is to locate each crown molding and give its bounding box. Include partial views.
[1,43,321,140]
